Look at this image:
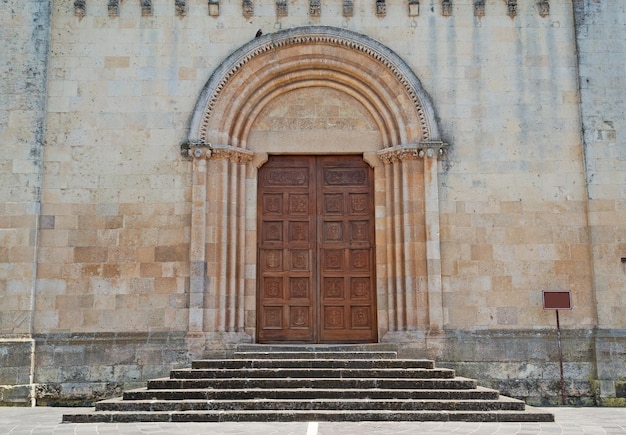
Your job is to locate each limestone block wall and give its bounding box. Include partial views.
[0,0,622,405]
[574,0,626,405]
[0,0,50,405]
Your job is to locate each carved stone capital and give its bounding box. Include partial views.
[377,142,448,163]
[210,144,254,164]
[377,145,418,163]
[416,141,448,158]
[181,141,212,160]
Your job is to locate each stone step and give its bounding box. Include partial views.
[95,396,526,412]
[170,367,455,379]
[236,343,399,353]
[61,344,554,423]
[63,408,555,423]
[192,358,435,369]
[233,351,399,360]
[147,377,477,390]
[122,386,501,401]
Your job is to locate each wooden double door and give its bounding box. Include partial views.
[257,155,377,343]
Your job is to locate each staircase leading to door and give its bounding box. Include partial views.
[62,344,554,423]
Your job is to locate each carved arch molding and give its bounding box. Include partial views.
[182,26,447,346]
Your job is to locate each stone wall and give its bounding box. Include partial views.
[574,0,626,405]
[0,0,50,405]
[33,332,188,406]
[0,0,624,405]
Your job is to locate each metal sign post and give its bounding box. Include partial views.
[542,290,572,405]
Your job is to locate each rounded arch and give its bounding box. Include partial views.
[188,26,440,148]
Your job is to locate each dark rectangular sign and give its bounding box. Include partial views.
[542,290,572,310]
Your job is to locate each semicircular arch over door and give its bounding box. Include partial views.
[182,26,448,349]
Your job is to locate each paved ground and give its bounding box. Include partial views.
[0,406,625,434]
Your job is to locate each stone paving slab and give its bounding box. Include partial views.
[0,406,625,434]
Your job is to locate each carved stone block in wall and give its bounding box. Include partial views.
[108,0,119,17]
[242,0,254,18]
[376,0,386,17]
[208,0,220,16]
[538,0,549,17]
[141,0,152,16]
[276,0,287,17]
[343,0,353,17]
[408,0,419,17]
[507,0,517,18]
[74,0,86,17]
[175,0,187,16]
[442,0,452,17]
[309,0,321,17]
[474,0,484,17]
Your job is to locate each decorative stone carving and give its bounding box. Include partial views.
[276,0,287,17]
[408,0,419,17]
[208,0,220,16]
[343,0,353,17]
[175,0,187,16]
[242,0,254,18]
[309,0,321,17]
[141,0,152,16]
[376,0,386,17]
[108,0,119,17]
[538,0,549,17]
[474,0,484,17]
[507,0,517,18]
[74,0,86,18]
[181,142,254,163]
[181,141,212,160]
[442,0,452,16]
[377,142,448,163]
[193,27,440,145]
[209,144,254,163]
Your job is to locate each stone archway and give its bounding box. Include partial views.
[182,26,447,348]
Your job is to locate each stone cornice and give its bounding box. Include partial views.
[377,142,448,163]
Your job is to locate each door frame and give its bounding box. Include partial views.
[182,27,448,350]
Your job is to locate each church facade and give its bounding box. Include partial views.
[1,0,624,406]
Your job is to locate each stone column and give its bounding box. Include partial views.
[183,143,253,354]
[419,143,446,333]
[186,143,210,333]
[376,142,447,339]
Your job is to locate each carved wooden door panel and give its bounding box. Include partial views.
[257,155,376,343]
[258,156,316,342]
[317,156,377,343]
